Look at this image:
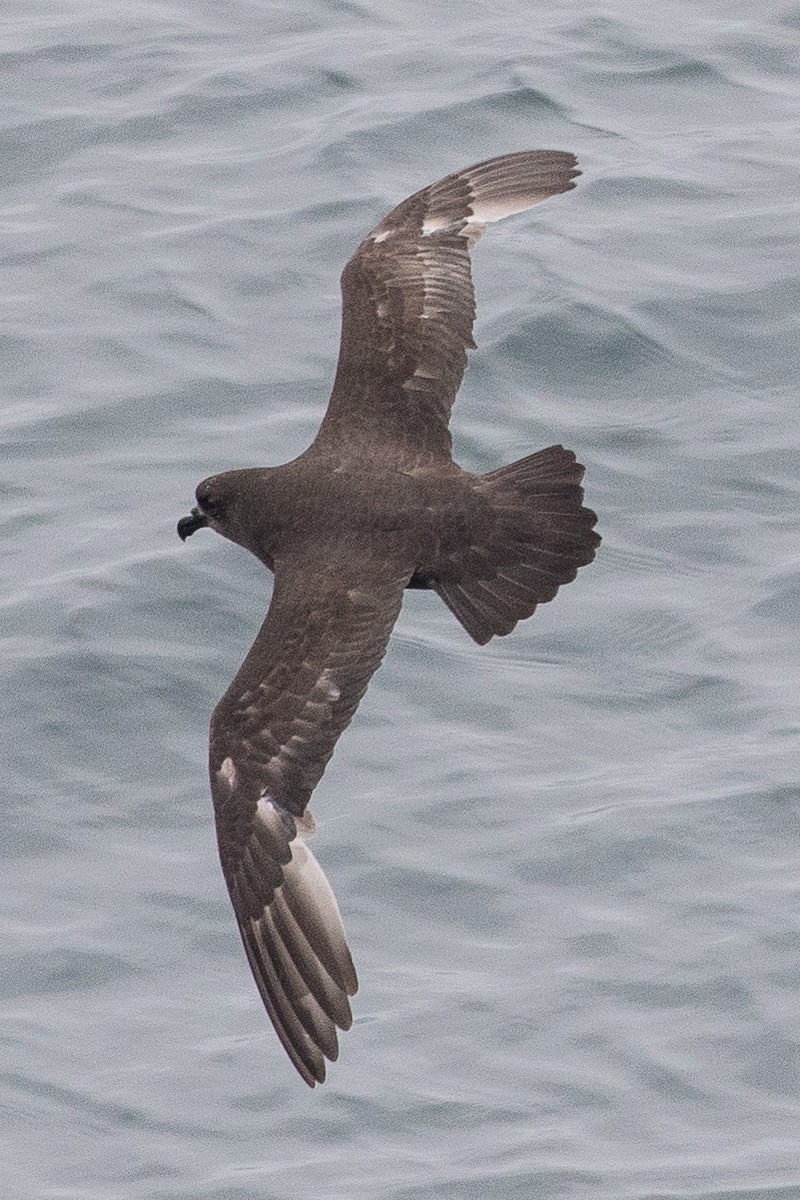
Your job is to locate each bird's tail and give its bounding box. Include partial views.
[434,445,600,644]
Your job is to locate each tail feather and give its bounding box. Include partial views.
[482,443,583,485]
[434,445,599,644]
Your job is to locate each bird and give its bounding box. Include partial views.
[177,150,600,1086]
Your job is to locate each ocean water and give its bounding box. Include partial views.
[3,0,800,1196]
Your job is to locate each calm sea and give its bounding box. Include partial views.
[3,1,800,1196]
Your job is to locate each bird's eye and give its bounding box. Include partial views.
[197,491,225,520]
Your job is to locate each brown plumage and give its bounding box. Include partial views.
[177,151,599,1086]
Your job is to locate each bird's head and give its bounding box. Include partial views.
[177,468,280,566]
[177,474,232,542]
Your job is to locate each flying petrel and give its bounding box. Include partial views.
[178,151,600,1086]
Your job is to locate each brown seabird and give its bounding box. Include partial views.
[178,151,600,1086]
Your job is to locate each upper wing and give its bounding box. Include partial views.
[313,150,580,464]
[209,547,409,1085]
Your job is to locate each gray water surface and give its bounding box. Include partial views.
[3,1,800,1197]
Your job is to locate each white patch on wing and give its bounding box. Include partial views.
[254,795,297,866]
[316,669,340,702]
[421,216,454,235]
[468,195,540,222]
[256,794,287,832]
[285,840,343,919]
[421,194,539,238]
[217,756,237,788]
[281,839,356,992]
[296,810,316,838]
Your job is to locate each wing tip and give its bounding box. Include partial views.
[230,823,358,1086]
[363,148,582,244]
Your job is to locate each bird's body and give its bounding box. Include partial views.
[195,454,464,565]
[178,151,600,1085]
